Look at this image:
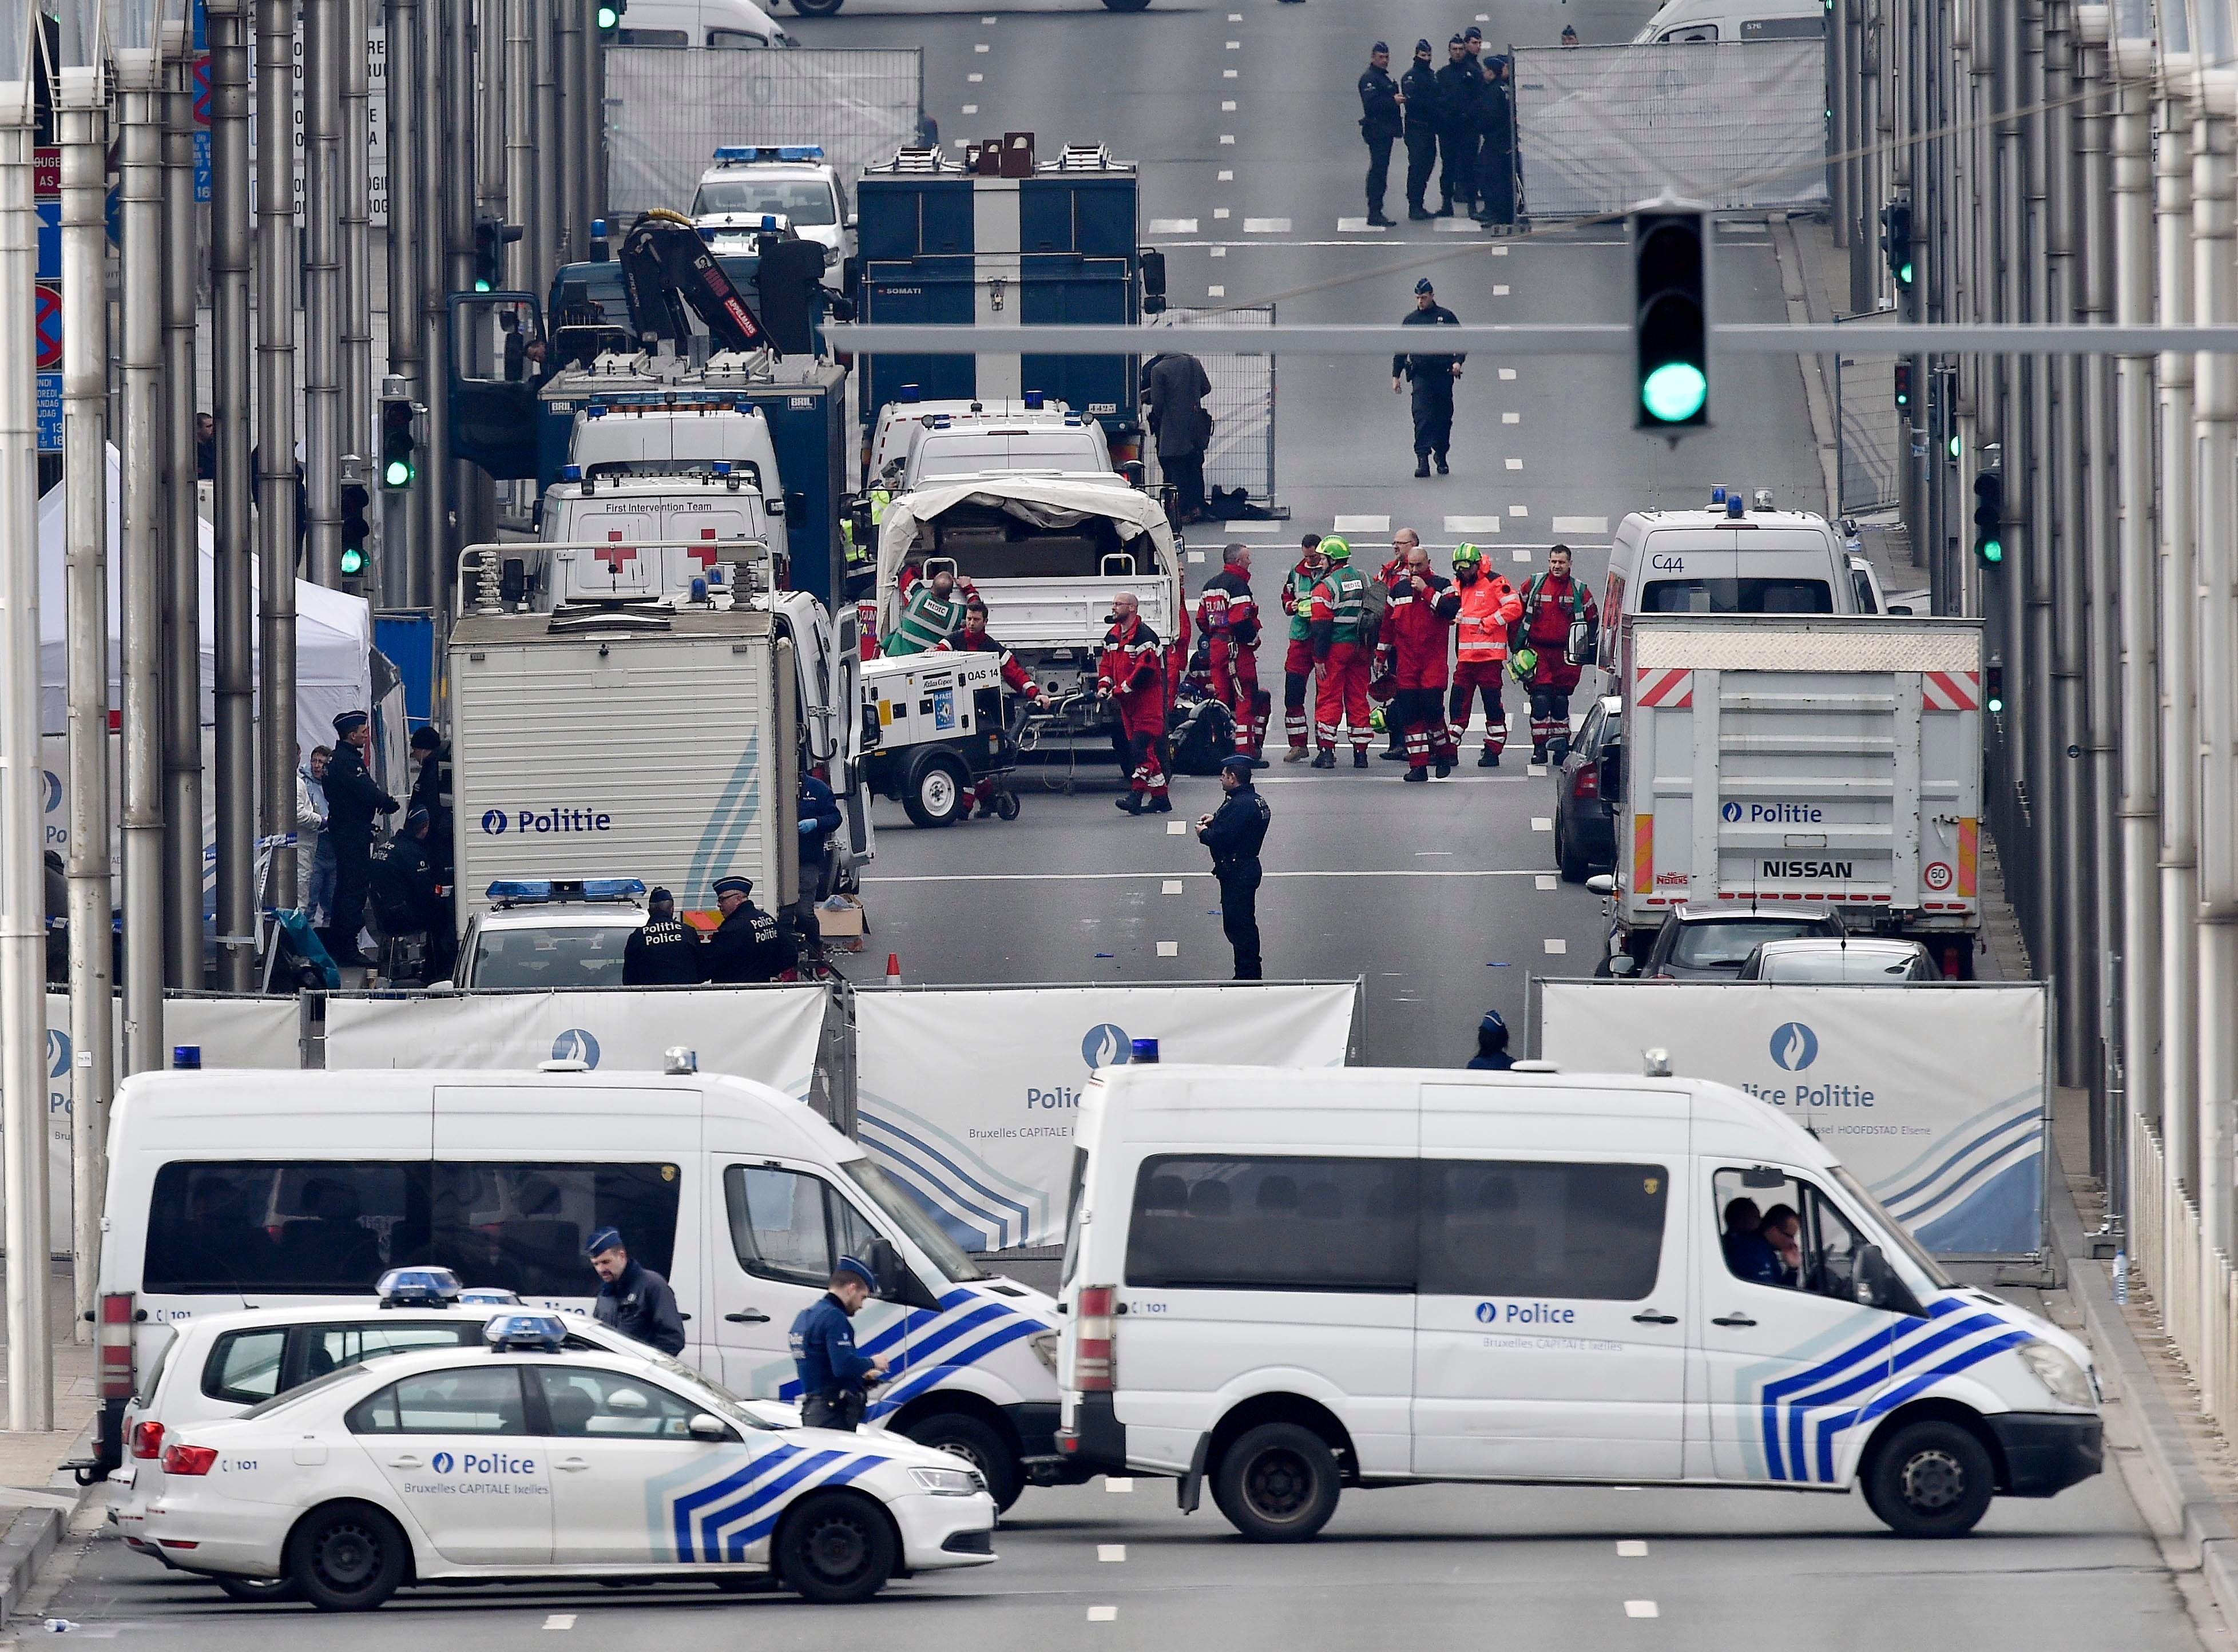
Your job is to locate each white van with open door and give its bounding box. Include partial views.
[1053,1063,2101,1542]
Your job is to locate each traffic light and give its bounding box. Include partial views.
[380,394,418,489]
[1631,204,1709,430]
[1971,467,2004,567]
[473,217,522,293]
[1880,200,1914,291]
[596,0,624,38]
[1892,361,1912,412]
[340,482,370,583]
[1985,658,2006,716]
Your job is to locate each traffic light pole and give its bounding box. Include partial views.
[255,0,300,912]
[161,39,201,986]
[209,0,255,991]
[303,0,343,589]
[382,0,419,609]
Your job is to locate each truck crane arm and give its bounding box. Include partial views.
[617,208,777,360]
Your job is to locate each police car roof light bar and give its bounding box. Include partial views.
[378,1266,463,1307]
[712,144,824,164]
[458,1287,523,1306]
[485,877,648,906]
[484,1313,570,1352]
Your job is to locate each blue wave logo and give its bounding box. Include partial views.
[1769,1022,1819,1071]
[41,771,61,813]
[431,1451,455,1475]
[1721,801,1742,823]
[480,809,508,835]
[1475,1301,1498,1324]
[552,1029,601,1068]
[1081,1024,1130,1070]
[45,1030,68,1079]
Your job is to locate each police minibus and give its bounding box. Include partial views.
[1053,1063,2101,1542]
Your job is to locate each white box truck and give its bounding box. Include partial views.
[1598,613,1986,978]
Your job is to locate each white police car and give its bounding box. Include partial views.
[108,1270,804,1601]
[135,1311,994,1609]
[448,878,650,991]
[689,145,848,267]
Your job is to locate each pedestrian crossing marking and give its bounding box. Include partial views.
[974,41,989,51]
[1625,1602,1660,1619]
[1510,503,1527,513]
[1617,1539,1648,1556]
[1212,520,1278,533]
[1220,134,1236,144]
[1553,514,1609,534]
[1338,217,1387,233]
[1222,100,1236,110]
[1333,514,1390,533]
[1148,218,1197,235]
[1243,217,1291,232]
[1187,550,1206,563]
[1493,244,1509,255]
[1213,208,1231,219]
[1217,169,1233,179]
[961,105,978,114]
[968,72,982,81]
[1211,245,1226,256]
[1445,515,1502,533]
[1157,942,1179,956]
[1226,39,1240,47]
[1224,67,1237,77]
[1528,764,1549,776]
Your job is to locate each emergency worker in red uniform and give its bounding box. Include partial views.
[1277,533,1328,761]
[1375,539,1462,780]
[940,598,1040,820]
[1098,591,1172,815]
[1196,543,1267,763]
[1308,538,1372,768]
[1518,543,1599,763]
[1447,543,1522,766]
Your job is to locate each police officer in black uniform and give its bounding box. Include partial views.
[1197,753,1272,980]
[1433,34,1483,216]
[407,726,455,979]
[1477,54,1517,225]
[587,1226,687,1357]
[622,886,707,986]
[703,873,797,984]
[321,710,399,967]
[788,1256,891,1431]
[1392,278,1465,476]
[1400,39,1442,220]
[1356,41,1402,228]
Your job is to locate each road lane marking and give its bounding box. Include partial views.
[1625,1602,1659,1619]
[1553,514,1610,534]
[1537,873,1558,890]
[1244,217,1291,232]
[1446,515,1502,533]
[962,104,978,114]
[1157,941,1179,956]
[1090,1607,1120,1622]
[1502,411,1520,423]
[867,868,1553,884]
[1207,284,1225,296]
[1106,1478,1134,1493]
[1211,245,1226,256]
[1544,938,1568,954]
[1220,134,1236,144]
[1213,208,1231,219]
[544,1616,577,1631]
[1225,67,1237,76]
[1226,38,1240,47]
[1338,217,1387,232]
[1510,502,1528,513]
[1505,458,1523,470]
[1162,880,1183,893]
[1167,821,1187,834]
[1415,849,1454,856]
[1218,169,1233,180]
[1223,99,1237,110]
[968,72,982,81]
[1532,817,1553,831]
[1148,218,1197,234]
[1617,1539,1648,1556]
[974,41,989,51]
[1101,1544,1128,1560]
[1499,367,1517,379]
[1493,283,1510,295]
[1334,513,1390,533]
[1435,219,1481,232]
[1529,764,1549,776]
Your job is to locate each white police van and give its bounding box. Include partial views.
[1053,1063,2101,1542]
[131,1309,994,1609]
[97,1068,1077,1511]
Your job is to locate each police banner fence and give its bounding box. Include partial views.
[605,47,926,222]
[323,986,830,1103]
[854,982,1363,1253]
[1533,980,2049,1260]
[1510,41,1830,220]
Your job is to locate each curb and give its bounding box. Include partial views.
[2047,1154,2238,1627]
[0,1424,100,1625]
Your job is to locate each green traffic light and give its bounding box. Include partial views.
[1898,260,1912,284]
[474,277,493,292]
[1641,362,1708,424]
[384,456,412,487]
[1981,538,2002,564]
[1948,435,1961,459]
[340,546,364,576]
[1987,695,2005,713]
[596,2,618,23]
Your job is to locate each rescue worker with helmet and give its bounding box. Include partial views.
[1100,591,1172,815]
[1376,536,1462,780]
[1308,538,1372,768]
[883,564,976,656]
[1279,533,1330,761]
[1517,543,1600,763]
[1449,543,1523,766]
[1197,543,1269,764]
[941,598,1041,820]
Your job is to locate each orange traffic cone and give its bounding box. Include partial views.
[885,952,902,987]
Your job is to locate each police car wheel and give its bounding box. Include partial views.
[901,1414,1019,1513]
[902,753,967,829]
[1864,1420,1995,1538]
[286,1501,408,1611]
[1211,1423,1340,1543]
[789,0,842,13]
[776,1490,898,1603]
[213,1574,301,1605]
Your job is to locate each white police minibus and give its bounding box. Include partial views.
[1053,1065,2100,1541]
[97,1069,1070,1510]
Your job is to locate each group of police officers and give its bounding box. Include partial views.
[1358,29,1518,226]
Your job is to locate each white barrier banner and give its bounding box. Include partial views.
[855,983,1360,1252]
[324,988,828,1099]
[1537,982,2047,1257]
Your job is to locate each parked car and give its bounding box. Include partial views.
[1622,904,1846,980]
[1737,936,1939,983]
[1554,696,1622,882]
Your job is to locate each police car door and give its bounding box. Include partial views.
[711,1162,891,1397]
[1412,1086,1691,1481]
[528,1363,754,1566]
[351,1363,553,1566]
[1695,1164,1904,1484]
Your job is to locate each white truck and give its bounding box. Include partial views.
[561,399,793,575]
[449,539,867,932]
[1597,612,1986,979]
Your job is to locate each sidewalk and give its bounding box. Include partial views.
[0,1261,102,1623]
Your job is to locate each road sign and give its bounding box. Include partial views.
[33,148,56,202]
[37,374,59,454]
[35,201,57,280]
[35,283,60,372]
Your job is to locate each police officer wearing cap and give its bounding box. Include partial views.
[1357,41,1402,228]
[1392,279,1464,476]
[704,874,797,984]
[1197,753,1272,980]
[588,1227,687,1356]
[321,709,399,968]
[1467,1008,1517,1070]
[622,887,707,987]
[1433,33,1483,215]
[789,1256,892,1432]
[1400,39,1443,220]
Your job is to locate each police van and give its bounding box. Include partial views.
[97,1068,1076,1511]
[1053,1063,2101,1542]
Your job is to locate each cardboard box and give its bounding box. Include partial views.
[816,895,867,950]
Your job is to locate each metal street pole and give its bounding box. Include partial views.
[208,0,255,991]
[445,0,478,567]
[381,0,418,608]
[303,0,342,588]
[160,38,201,984]
[57,0,116,1339]
[115,0,169,1089]
[557,0,583,261]
[416,0,446,598]
[341,0,369,501]
[531,0,557,296]
[0,0,50,1432]
[255,0,299,912]
[505,0,532,289]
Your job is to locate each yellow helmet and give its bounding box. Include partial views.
[1451,542,1482,568]
[1322,535,1352,563]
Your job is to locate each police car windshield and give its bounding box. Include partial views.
[1830,1164,1957,1288]
[843,1161,989,1282]
[471,924,635,989]
[692,177,837,225]
[1641,577,1835,614]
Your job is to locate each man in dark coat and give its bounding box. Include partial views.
[1196,754,1272,980]
[1144,348,1214,524]
[1399,40,1443,220]
[622,887,707,987]
[1356,41,1402,227]
[1391,279,1465,476]
[703,873,796,983]
[320,710,399,966]
[1477,54,1517,225]
[1433,35,1483,217]
[588,1227,687,1357]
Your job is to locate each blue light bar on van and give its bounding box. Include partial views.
[485,1312,570,1352]
[712,144,824,164]
[378,1266,463,1307]
[458,1286,522,1306]
[561,463,582,481]
[485,877,648,906]
[1023,389,1045,410]
[712,461,732,475]
[587,404,608,419]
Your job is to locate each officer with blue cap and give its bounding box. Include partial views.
[703,873,796,984]
[1467,1008,1516,1070]
[587,1226,687,1356]
[789,1255,892,1431]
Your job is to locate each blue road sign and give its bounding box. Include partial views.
[35,202,57,279]
[193,130,209,204]
[37,374,60,454]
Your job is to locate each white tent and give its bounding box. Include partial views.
[38,444,372,760]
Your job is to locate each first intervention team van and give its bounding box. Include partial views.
[1052,1064,2101,1540]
